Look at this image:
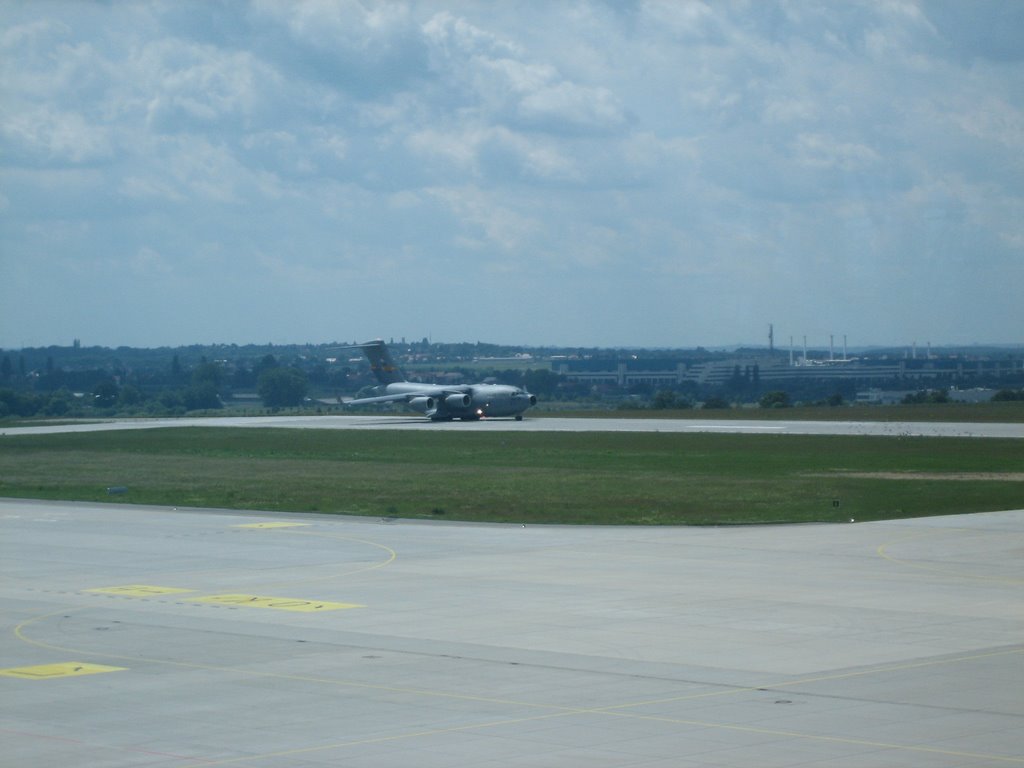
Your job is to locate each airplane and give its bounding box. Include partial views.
[344,340,537,421]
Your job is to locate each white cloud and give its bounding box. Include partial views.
[407,125,579,183]
[1,104,112,163]
[1,0,1021,348]
[427,185,540,254]
[794,133,880,171]
[136,40,281,132]
[421,10,625,134]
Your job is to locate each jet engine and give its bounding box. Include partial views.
[445,393,472,408]
[408,396,436,414]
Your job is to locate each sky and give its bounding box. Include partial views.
[1,0,1022,350]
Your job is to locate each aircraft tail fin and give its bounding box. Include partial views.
[355,340,406,385]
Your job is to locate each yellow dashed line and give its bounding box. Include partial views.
[85,585,196,597]
[877,529,1024,585]
[0,662,127,680]
[191,594,364,612]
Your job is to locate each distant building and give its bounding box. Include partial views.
[855,389,919,405]
[948,388,998,404]
[556,354,1024,389]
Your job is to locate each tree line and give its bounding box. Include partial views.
[0,354,310,418]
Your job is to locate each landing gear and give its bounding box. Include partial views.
[515,414,523,421]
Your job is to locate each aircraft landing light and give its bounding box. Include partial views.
[85,585,196,597]
[234,522,311,529]
[0,662,127,680]
[191,594,364,612]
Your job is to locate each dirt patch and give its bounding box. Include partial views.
[807,472,1024,482]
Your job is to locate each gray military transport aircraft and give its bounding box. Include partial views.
[345,340,537,421]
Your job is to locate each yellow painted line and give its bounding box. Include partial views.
[83,585,363,612]
[85,585,196,597]
[0,662,127,680]
[13,610,1023,766]
[235,522,311,529]
[877,530,1024,585]
[191,594,364,612]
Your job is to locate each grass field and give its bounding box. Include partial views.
[1,427,1021,524]
[543,402,1024,422]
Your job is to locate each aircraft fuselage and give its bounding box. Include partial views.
[371,382,536,420]
[345,340,537,421]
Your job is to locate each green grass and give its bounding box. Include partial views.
[542,402,1024,423]
[0,428,1021,525]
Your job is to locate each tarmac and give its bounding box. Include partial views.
[2,497,1022,767]
[2,413,1024,438]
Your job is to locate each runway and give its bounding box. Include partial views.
[3,498,1022,767]
[3,413,1024,438]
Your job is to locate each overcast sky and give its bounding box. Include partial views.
[2,1,1022,350]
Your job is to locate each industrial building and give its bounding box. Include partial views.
[555,354,1024,390]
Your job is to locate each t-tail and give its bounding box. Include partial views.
[354,340,406,385]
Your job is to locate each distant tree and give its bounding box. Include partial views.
[158,390,185,414]
[258,367,307,408]
[992,389,1024,402]
[118,385,144,407]
[826,392,845,407]
[759,390,791,409]
[43,389,76,416]
[702,396,730,409]
[2,389,51,417]
[183,382,222,411]
[1,389,23,417]
[256,354,279,374]
[191,361,223,388]
[652,390,692,410]
[902,389,949,405]
[616,398,644,410]
[1,356,12,382]
[92,380,119,408]
[523,369,561,398]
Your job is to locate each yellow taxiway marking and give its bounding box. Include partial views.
[191,594,364,612]
[0,662,127,680]
[83,585,362,612]
[235,522,311,529]
[85,585,196,597]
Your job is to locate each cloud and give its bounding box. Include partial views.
[0,0,1021,348]
[1,104,113,164]
[427,185,540,254]
[139,41,276,133]
[421,10,626,134]
[794,133,880,171]
[250,0,427,97]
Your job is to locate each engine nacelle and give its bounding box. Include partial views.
[445,393,472,409]
[408,396,436,415]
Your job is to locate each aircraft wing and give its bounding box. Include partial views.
[346,387,461,406]
[346,393,424,406]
